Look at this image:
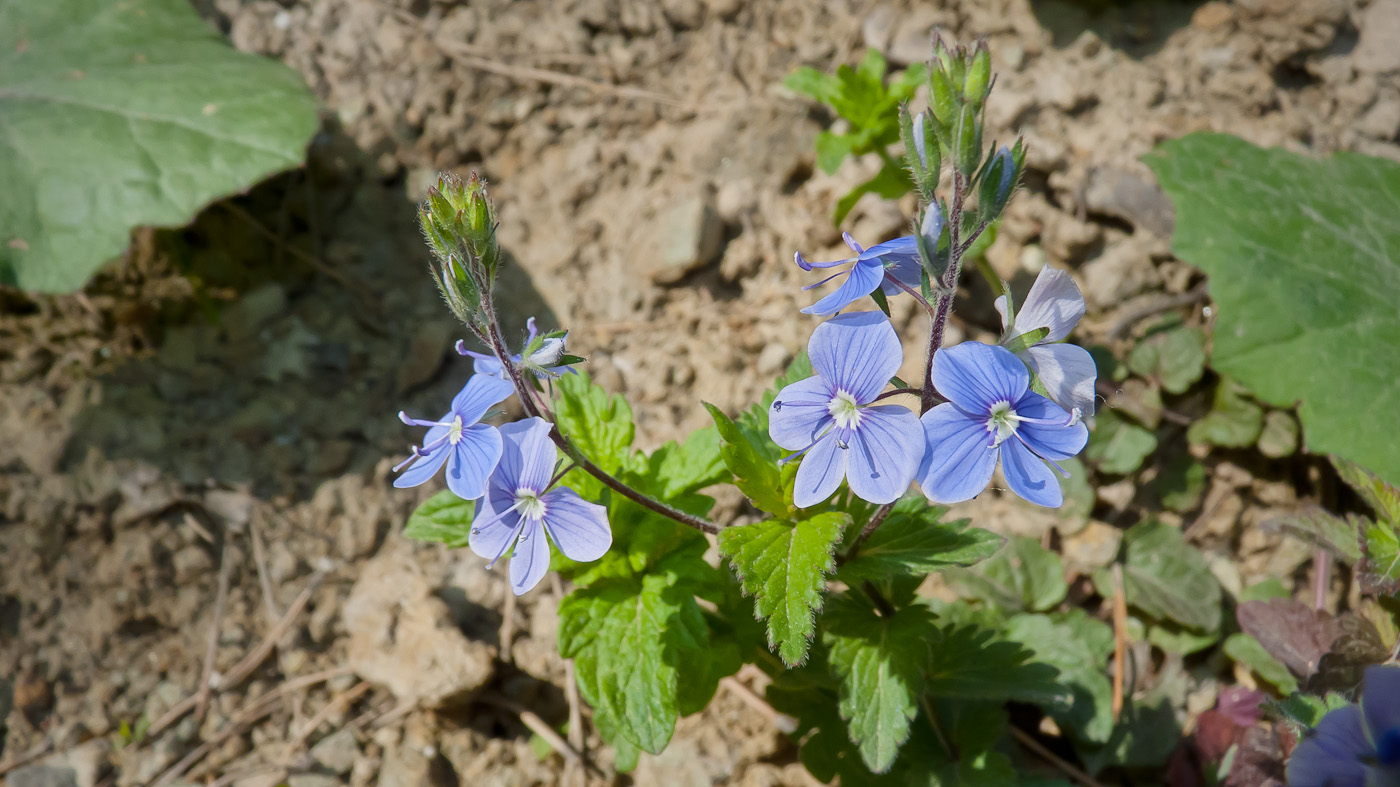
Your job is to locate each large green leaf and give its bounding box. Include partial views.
[1003,610,1115,743]
[921,623,1068,706]
[1146,133,1400,483]
[554,371,635,500]
[403,491,475,548]
[718,511,849,666]
[1093,520,1222,633]
[837,497,1002,583]
[949,535,1067,612]
[0,0,319,291]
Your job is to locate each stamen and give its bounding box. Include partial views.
[772,401,782,411]
[801,270,847,291]
[796,251,856,272]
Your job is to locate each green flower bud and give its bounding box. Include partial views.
[963,43,991,106]
[954,103,982,179]
[928,55,957,126]
[899,105,941,200]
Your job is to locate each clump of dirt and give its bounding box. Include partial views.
[2,0,1396,784]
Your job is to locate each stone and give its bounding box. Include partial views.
[1083,167,1176,237]
[287,775,342,787]
[394,319,457,394]
[1191,1,1233,30]
[222,284,287,345]
[343,546,495,706]
[1354,0,1400,74]
[1063,521,1123,572]
[1358,94,1400,141]
[204,489,255,528]
[632,185,724,285]
[755,343,790,376]
[310,729,361,774]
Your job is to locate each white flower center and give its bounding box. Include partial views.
[988,401,1018,446]
[515,487,547,521]
[827,390,863,430]
[447,415,465,445]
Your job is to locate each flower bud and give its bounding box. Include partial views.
[915,202,948,281]
[978,146,1018,221]
[900,106,941,199]
[954,103,982,179]
[927,58,957,126]
[963,43,991,106]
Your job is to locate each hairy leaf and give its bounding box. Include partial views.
[1146,133,1400,483]
[1094,520,1221,632]
[1333,456,1400,522]
[837,496,1002,583]
[922,623,1068,705]
[1003,610,1115,743]
[403,491,475,548]
[718,512,848,666]
[0,0,319,291]
[1235,599,1341,683]
[705,402,790,517]
[554,371,635,500]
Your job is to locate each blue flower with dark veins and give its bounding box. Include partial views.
[1287,665,1400,787]
[795,233,922,316]
[469,417,612,595]
[392,373,515,500]
[768,311,924,507]
[916,342,1088,508]
[995,266,1097,417]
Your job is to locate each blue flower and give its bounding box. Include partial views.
[468,418,612,595]
[916,342,1088,508]
[392,373,515,500]
[1287,665,1400,787]
[795,233,923,316]
[994,266,1097,416]
[768,311,924,507]
[457,317,576,380]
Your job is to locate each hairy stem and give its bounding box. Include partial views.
[883,274,937,315]
[920,173,966,416]
[837,500,896,565]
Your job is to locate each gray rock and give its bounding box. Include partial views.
[223,284,287,345]
[1359,94,1400,141]
[287,775,342,787]
[634,186,724,285]
[8,765,79,787]
[1084,168,1176,237]
[1355,0,1400,74]
[394,319,457,394]
[310,729,361,774]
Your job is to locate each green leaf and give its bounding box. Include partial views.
[0,0,320,292]
[554,370,634,498]
[403,491,475,548]
[837,496,1002,583]
[815,131,855,175]
[1126,324,1208,394]
[648,426,728,499]
[949,535,1067,612]
[1187,378,1264,448]
[1362,520,1400,592]
[705,402,790,516]
[558,572,716,754]
[834,162,913,225]
[1273,507,1365,565]
[1078,693,1181,774]
[1003,610,1115,743]
[922,622,1068,705]
[823,591,938,773]
[1258,410,1300,458]
[1224,633,1299,693]
[1093,520,1222,632]
[1146,620,1219,655]
[1146,132,1400,483]
[1152,455,1206,513]
[1086,409,1158,475]
[783,65,841,104]
[717,512,849,666]
[1332,456,1400,522]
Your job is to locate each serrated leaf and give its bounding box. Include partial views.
[1361,520,1400,593]
[705,402,790,516]
[1086,408,1158,475]
[1146,133,1400,483]
[922,623,1068,705]
[1188,378,1264,448]
[1003,610,1115,743]
[554,370,634,500]
[815,131,855,175]
[949,535,1067,613]
[0,0,320,292]
[1271,507,1365,565]
[718,512,849,666]
[1332,455,1400,522]
[403,491,475,547]
[1094,520,1221,632]
[648,426,728,499]
[823,592,938,773]
[1224,633,1299,694]
[838,496,1002,583]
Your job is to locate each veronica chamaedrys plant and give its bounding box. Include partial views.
[917,341,1088,507]
[392,373,516,499]
[795,233,923,315]
[769,311,924,507]
[1287,665,1400,787]
[457,316,576,380]
[469,418,612,595]
[995,266,1097,416]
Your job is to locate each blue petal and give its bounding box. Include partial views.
[1001,437,1062,507]
[807,311,903,405]
[1364,666,1400,755]
[846,405,924,504]
[392,441,451,488]
[769,376,835,452]
[468,497,523,565]
[444,424,503,500]
[465,351,507,379]
[496,418,556,494]
[1024,343,1097,416]
[1286,705,1371,787]
[451,373,517,424]
[917,403,997,504]
[1009,266,1084,344]
[542,487,612,562]
[508,519,551,595]
[802,255,887,315]
[931,342,1029,412]
[1013,393,1089,461]
[794,434,846,508]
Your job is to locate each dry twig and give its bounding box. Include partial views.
[721,676,798,734]
[480,693,602,777]
[1009,726,1108,787]
[288,680,372,750]
[1111,564,1128,721]
[196,542,236,722]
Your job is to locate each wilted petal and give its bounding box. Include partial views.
[1363,666,1400,754]
[803,256,887,316]
[994,294,1011,334]
[542,487,612,562]
[392,440,451,488]
[1011,267,1085,344]
[508,520,551,595]
[1286,705,1371,787]
[1013,393,1089,461]
[496,418,556,494]
[808,311,903,404]
[468,498,523,565]
[794,435,846,508]
[1001,437,1062,507]
[444,424,503,500]
[931,342,1028,413]
[769,376,835,451]
[917,403,996,504]
[451,373,516,423]
[846,405,924,504]
[1024,343,1097,416]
